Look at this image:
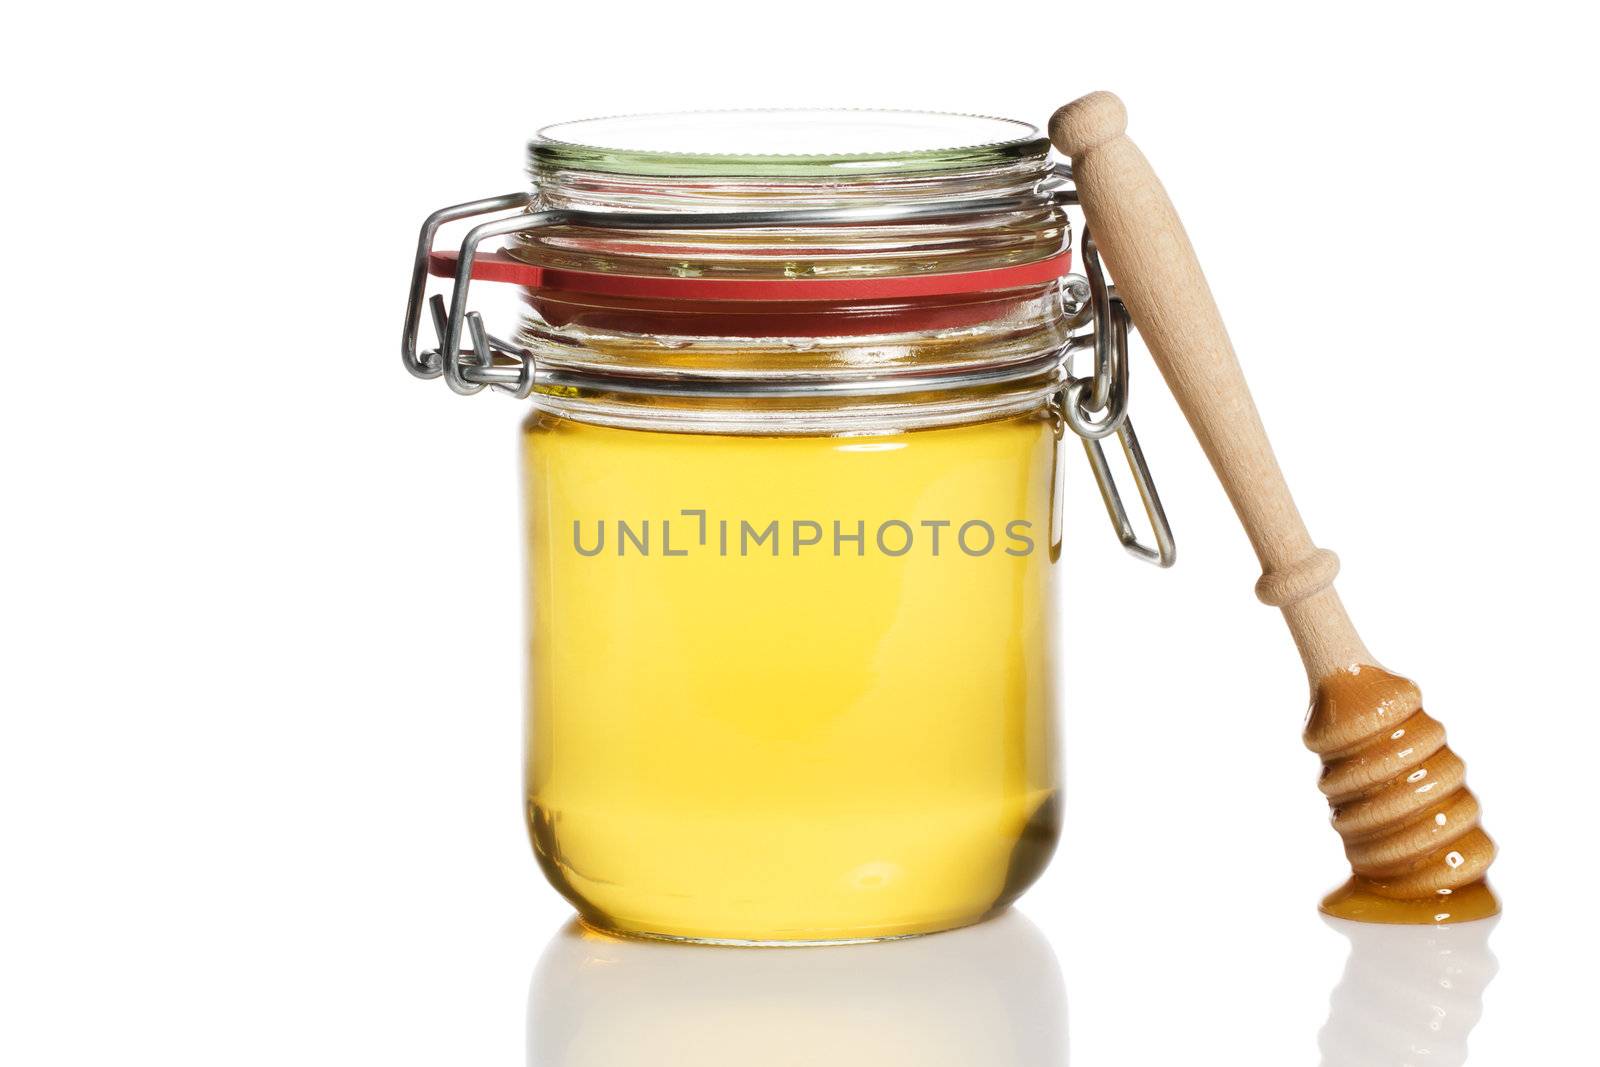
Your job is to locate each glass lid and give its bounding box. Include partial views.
[530,109,1048,177]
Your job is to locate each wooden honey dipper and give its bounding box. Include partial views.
[1050,92,1498,923]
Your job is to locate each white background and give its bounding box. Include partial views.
[3,2,1597,1063]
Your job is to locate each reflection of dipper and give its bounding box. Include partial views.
[1318,915,1499,1066]
[1050,92,1497,922]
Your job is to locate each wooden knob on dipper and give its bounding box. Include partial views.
[1051,92,1499,923]
[1049,90,1128,156]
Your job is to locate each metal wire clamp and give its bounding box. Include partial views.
[403,180,1080,398]
[1056,228,1177,567]
[401,175,1174,567]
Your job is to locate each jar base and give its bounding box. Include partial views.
[573,907,1007,948]
[530,790,1060,947]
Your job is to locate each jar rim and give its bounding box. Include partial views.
[517,111,1066,284]
[530,108,1048,178]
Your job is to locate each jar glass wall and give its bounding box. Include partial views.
[515,112,1070,942]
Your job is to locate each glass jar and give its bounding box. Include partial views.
[404,110,1168,944]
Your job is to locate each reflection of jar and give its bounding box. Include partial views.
[404,111,1169,943]
[527,910,1068,1065]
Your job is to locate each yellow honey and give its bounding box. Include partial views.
[523,408,1061,942]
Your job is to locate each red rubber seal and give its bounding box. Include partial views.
[427,249,1073,302]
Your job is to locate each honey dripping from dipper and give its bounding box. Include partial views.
[1304,666,1498,923]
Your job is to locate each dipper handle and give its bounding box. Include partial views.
[1051,92,1361,677]
[1051,92,1497,920]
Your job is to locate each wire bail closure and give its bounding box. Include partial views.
[400,163,1174,567]
[1056,228,1176,567]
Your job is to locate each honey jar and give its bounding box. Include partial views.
[403,109,1173,943]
